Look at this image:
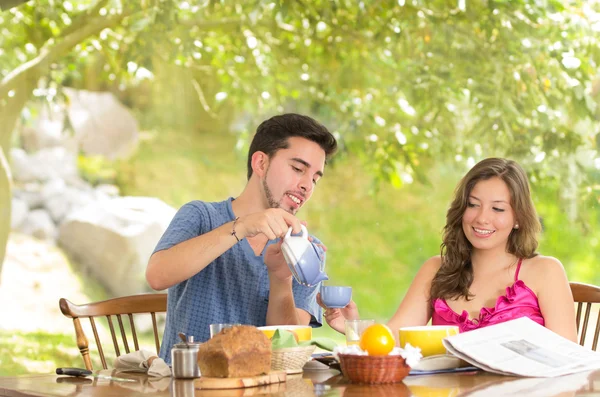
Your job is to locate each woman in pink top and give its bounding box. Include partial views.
[319,158,577,342]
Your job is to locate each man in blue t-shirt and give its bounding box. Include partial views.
[146,113,338,363]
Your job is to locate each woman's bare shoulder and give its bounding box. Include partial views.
[526,255,564,272]
[522,255,567,286]
[420,255,443,275]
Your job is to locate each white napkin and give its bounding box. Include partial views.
[114,350,172,378]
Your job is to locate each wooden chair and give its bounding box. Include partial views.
[59,293,168,370]
[570,282,600,351]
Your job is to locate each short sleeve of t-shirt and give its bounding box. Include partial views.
[153,202,210,253]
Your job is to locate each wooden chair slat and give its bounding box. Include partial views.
[106,315,121,358]
[59,294,167,370]
[90,317,107,370]
[581,303,592,346]
[593,311,600,351]
[570,282,600,352]
[116,314,130,354]
[575,302,582,333]
[152,312,160,355]
[128,314,139,352]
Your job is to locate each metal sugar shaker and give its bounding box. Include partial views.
[171,336,201,379]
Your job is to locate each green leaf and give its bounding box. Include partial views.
[585,94,597,114]
[130,16,151,32]
[389,171,403,189]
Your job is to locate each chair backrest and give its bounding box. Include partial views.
[570,282,600,351]
[59,294,168,370]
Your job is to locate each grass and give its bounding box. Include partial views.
[115,130,245,204]
[0,331,82,376]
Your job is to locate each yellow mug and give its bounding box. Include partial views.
[257,325,312,342]
[398,325,459,357]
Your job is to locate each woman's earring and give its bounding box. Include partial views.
[514,224,519,229]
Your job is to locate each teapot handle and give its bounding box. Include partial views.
[284,224,309,240]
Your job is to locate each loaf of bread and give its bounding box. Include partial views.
[198,325,272,378]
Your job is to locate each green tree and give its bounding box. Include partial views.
[1,0,599,274]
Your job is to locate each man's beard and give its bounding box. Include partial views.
[263,176,295,214]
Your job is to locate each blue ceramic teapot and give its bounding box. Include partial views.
[281,225,329,286]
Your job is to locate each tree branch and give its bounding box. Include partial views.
[0,147,11,275]
[0,0,28,11]
[191,78,218,119]
[59,0,112,38]
[1,11,130,94]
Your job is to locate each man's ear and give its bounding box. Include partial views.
[251,151,269,177]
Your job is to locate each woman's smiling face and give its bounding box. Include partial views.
[462,177,517,252]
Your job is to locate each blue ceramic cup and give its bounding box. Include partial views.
[320,285,352,309]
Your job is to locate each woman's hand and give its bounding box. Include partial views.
[317,293,360,334]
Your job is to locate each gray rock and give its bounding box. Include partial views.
[45,187,95,224]
[9,148,31,182]
[64,88,139,160]
[11,198,29,229]
[58,197,176,297]
[21,105,65,153]
[13,182,44,209]
[19,209,57,241]
[63,176,95,192]
[95,184,120,197]
[10,147,78,182]
[41,178,67,201]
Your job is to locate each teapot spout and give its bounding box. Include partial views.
[312,271,329,285]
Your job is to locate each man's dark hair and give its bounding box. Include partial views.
[246,113,337,180]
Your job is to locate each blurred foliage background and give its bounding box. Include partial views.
[1,0,600,375]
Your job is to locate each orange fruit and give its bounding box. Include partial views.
[359,324,396,356]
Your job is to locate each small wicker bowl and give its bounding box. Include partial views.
[338,353,411,384]
[271,345,316,374]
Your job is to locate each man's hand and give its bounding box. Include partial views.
[317,294,360,334]
[264,240,293,282]
[264,225,327,283]
[237,208,302,240]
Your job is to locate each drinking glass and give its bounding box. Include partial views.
[209,323,240,338]
[344,319,375,346]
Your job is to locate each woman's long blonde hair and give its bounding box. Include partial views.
[430,158,541,302]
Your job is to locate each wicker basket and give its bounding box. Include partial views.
[338,353,411,384]
[271,345,316,374]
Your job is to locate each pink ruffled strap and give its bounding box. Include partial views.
[514,258,523,281]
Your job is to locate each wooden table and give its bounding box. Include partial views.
[0,368,598,397]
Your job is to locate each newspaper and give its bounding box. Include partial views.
[442,317,600,377]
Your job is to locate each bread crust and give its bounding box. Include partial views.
[198,325,272,378]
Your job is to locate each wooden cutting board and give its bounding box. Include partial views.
[195,371,287,390]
